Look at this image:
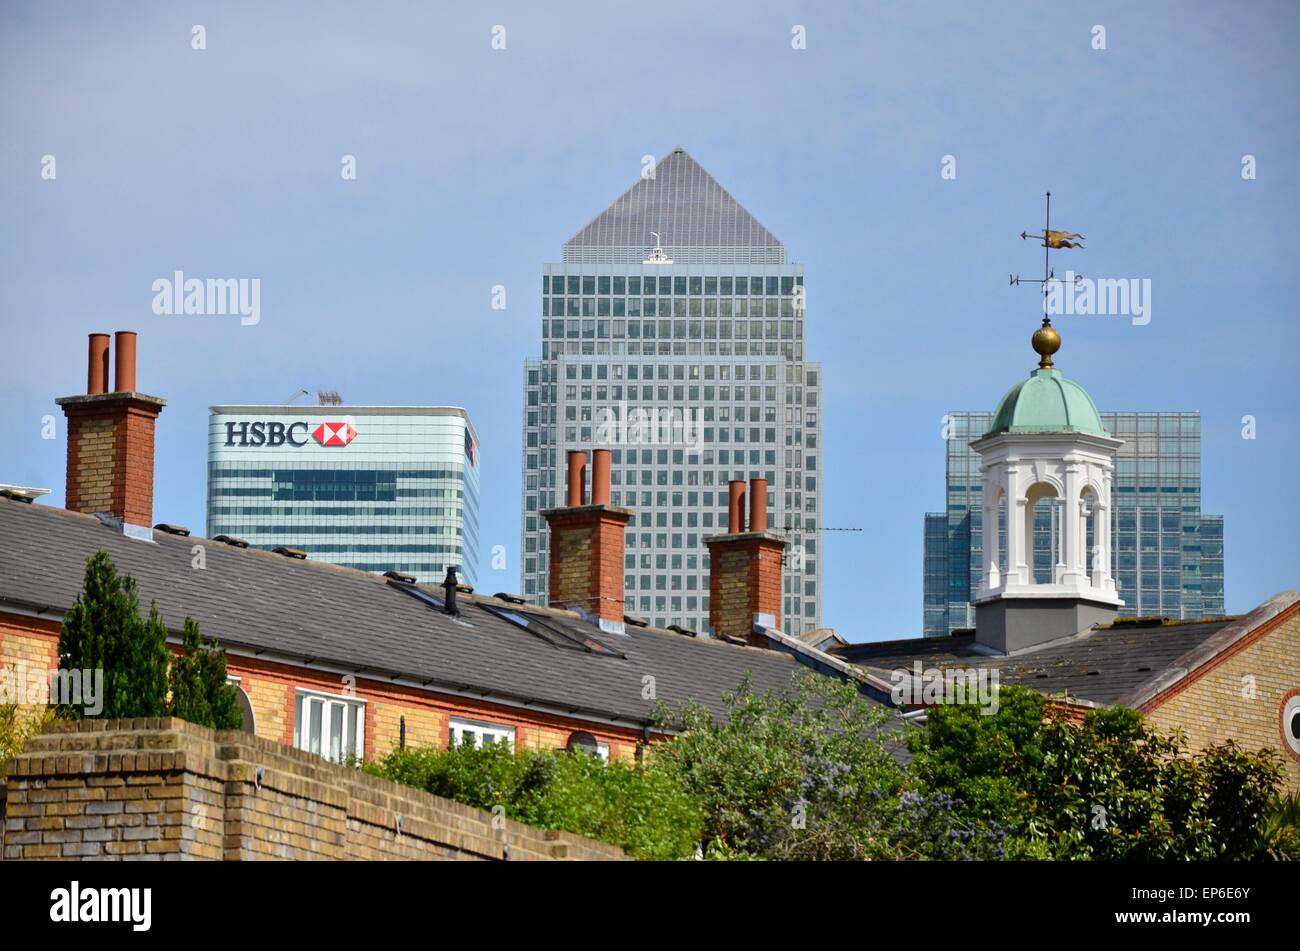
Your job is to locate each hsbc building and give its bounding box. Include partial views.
[206,405,480,586]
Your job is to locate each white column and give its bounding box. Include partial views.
[977,465,998,589]
[984,485,1001,591]
[1096,500,1113,592]
[1079,498,1090,580]
[1061,466,1083,585]
[1008,468,1029,587]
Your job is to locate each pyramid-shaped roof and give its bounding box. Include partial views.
[563,147,785,266]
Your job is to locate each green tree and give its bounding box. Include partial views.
[167,617,242,730]
[58,549,243,730]
[909,684,1289,860]
[58,549,170,719]
[651,671,925,860]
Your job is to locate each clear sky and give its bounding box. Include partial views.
[2,1,1296,641]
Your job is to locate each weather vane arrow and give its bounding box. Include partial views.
[1009,191,1086,291]
[1008,192,1090,370]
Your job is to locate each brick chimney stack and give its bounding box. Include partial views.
[706,478,786,645]
[542,449,632,633]
[55,331,166,538]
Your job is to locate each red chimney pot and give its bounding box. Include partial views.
[57,331,165,530]
[87,333,110,395]
[591,448,611,505]
[728,480,746,533]
[114,330,137,393]
[748,478,768,533]
[566,450,586,506]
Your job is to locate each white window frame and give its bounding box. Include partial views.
[448,717,515,750]
[293,688,365,764]
[595,741,610,762]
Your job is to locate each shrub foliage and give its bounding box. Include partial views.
[908,684,1290,859]
[367,741,702,861]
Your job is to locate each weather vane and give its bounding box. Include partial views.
[1009,191,1085,369]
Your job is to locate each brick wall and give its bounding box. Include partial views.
[2,612,645,766]
[64,416,116,515]
[220,650,645,762]
[1143,606,1300,790]
[1,615,60,729]
[2,718,627,861]
[544,505,632,625]
[57,394,164,528]
[706,533,785,643]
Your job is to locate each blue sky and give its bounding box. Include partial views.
[1,1,1296,640]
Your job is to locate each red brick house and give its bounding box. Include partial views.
[0,333,887,767]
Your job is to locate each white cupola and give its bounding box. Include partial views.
[970,318,1125,653]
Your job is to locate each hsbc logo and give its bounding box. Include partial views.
[224,420,357,448]
[313,421,356,446]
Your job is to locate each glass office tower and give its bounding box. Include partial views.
[923,411,1224,637]
[520,148,823,635]
[207,405,480,586]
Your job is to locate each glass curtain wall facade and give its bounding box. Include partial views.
[923,411,1224,637]
[207,406,480,586]
[521,148,823,635]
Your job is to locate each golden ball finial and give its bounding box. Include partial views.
[1032,317,1061,369]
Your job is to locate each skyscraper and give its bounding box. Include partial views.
[207,405,480,586]
[923,410,1224,636]
[520,148,823,635]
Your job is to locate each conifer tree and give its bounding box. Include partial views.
[168,617,242,730]
[57,549,170,719]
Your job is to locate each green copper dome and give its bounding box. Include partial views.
[987,368,1107,437]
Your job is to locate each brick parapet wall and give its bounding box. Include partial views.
[3,718,626,861]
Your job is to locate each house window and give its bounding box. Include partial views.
[1283,693,1300,759]
[293,689,364,763]
[449,717,515,750]
[226,676,256,734]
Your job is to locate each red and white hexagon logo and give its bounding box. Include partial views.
[312,421,356,447]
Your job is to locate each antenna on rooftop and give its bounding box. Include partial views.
[643,231,672,265]
[282,388,309,405]
[318,390,344,406]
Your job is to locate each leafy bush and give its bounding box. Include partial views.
[1257,790,1300,860]
[367,741,702,861]
[0,687,55,782]
[908,684,1290,860]
[650,671,917,859]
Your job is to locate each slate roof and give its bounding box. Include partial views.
[830,615,1244,708]
[0,497,862,730]
[563,147,785,265]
